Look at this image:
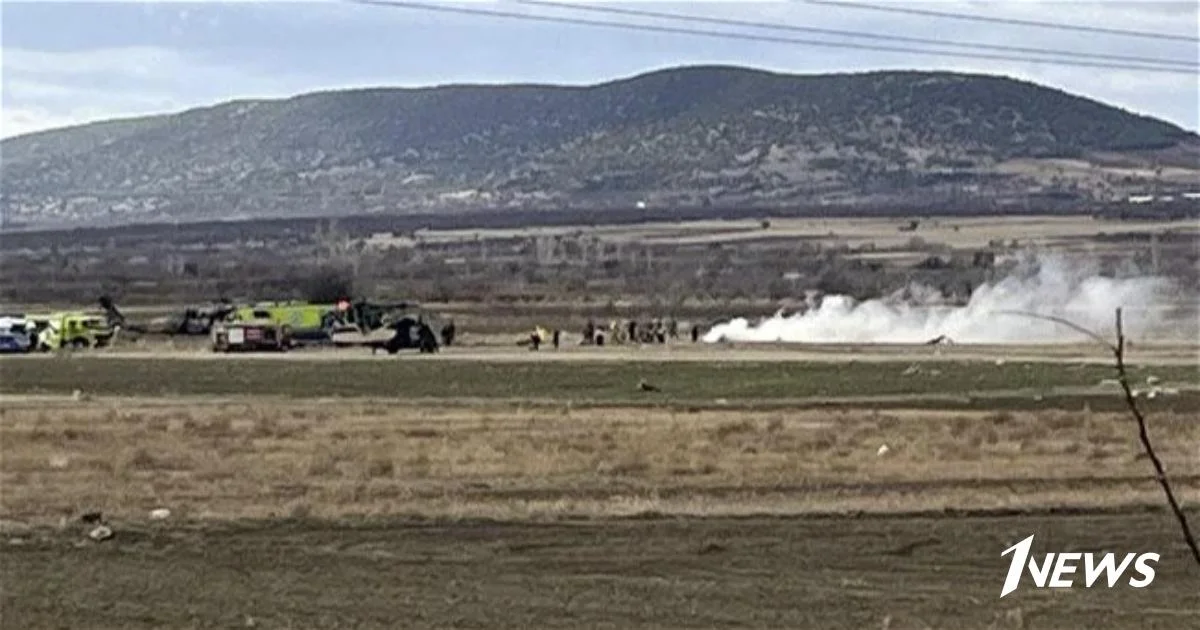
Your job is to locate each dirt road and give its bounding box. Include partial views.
[3,510,1197,629]
[13,340,1200,365]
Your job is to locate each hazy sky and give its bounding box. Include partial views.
[2,1,1197,139]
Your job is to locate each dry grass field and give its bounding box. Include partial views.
[364,215,1196,251]
[3,350,1200,628]
[4,398,1200,523]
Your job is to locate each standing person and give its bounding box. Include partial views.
[582,319,595,346]
[691,324,700,343]
[552,329,560,349]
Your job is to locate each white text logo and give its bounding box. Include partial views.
[999,535,1159,598]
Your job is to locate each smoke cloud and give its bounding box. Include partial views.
[704,253,1188,345]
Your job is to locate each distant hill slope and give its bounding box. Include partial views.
[3,65,1198,227]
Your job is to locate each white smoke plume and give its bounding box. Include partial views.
[704,252,1190,344]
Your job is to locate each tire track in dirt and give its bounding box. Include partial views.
[3,510,1197,629]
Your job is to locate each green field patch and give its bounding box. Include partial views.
[2,357,1195,405]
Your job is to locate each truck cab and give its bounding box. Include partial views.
[29,312,115,350]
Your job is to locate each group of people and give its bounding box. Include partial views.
[527,318,702,351]
[580,318,702,346]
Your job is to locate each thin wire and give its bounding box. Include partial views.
[347,0,1199,75]
[518,0,1198,69]
[804,0,1200,44]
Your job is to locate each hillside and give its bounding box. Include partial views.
[3,65,1198,227]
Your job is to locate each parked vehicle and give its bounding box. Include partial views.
[0,316,33,353]
[18,312,116,351]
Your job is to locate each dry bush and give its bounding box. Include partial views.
[363,454,396,479]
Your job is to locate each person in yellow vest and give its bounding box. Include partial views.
[529,325,552,350]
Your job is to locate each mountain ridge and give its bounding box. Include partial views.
[4,64,1198,227]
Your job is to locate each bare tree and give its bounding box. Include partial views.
[1001,307,1200,569]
